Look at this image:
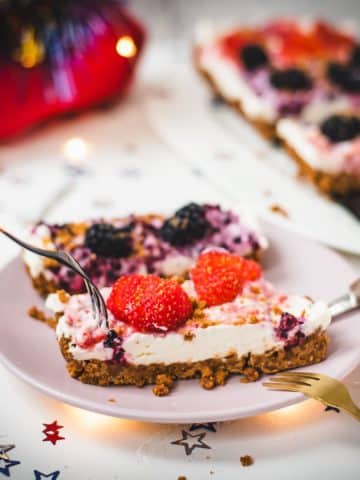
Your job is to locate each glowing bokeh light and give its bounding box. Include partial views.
[62,137,89,164]
[116,36,137,58]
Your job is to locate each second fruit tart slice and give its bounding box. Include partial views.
[24,203,267,296]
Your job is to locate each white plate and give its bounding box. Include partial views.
[0,221,359,423]
[145,67,360,255]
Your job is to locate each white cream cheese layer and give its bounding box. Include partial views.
[50,287,331,365]
[277,118,360,175]
[122,323,279,365]
[198,46,277,123]
[23,225,54,277]
[196,25,277,123]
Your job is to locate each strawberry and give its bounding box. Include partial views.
[191,251,262,307]
[106,274,193,333]
[240,258,263,282]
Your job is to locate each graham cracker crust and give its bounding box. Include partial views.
[25,265,58,297]
[193,49,277,141]
[284,142,360,196]
[59,329,329,395]
[28,305,59,329]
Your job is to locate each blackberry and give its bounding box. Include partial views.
[326,62,360,93]
[270,68,313,91]
[85,223,133,258]
[103,329,118,348]
[275,312,299,340]
[350,45,360,66]
[320,114,360,143]
[240,43,269,71]
[159,203,210,246]
[327,62,347,87]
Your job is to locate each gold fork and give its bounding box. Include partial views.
[263,372,360,421]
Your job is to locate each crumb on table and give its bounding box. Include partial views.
[240,455,254,467]
[270,204,289,218]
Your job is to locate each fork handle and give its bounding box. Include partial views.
[328,292,359,318]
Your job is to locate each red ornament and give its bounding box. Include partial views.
[0,2,146,141]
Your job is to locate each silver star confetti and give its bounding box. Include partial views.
[0,444,15,461]
[171,430,211,456]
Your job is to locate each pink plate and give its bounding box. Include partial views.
[0,222,360,423]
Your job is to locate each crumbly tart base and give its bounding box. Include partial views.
[194,51,277,141]
[284,142,360,196]
[28,305,60,329]
[59,329,329,396]
[26,265,58,297]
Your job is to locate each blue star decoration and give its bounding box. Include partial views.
[171,430,211,456]
[189,423,217,433]
[34,470,60,480]
[0,458,21,477]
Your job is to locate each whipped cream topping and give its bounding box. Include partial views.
[51,279,331,365]
[277,118,360,176]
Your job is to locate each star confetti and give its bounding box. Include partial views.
[324,406,340,413]
[0,459,21,477]
[189,423,217,433]
[42,421,65,446]
[0,445,15,461]
[171,430,211,456]
[34,470,60,480]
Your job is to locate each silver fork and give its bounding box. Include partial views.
[328,279,360,318]
[0,227,109,328]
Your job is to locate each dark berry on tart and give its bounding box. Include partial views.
[240,43,269,71]
[350,45,360,67]
[326,62,348,88]
[159,203,210,246]
[326,62,360,93]
[270,68,313,91]
[103,329,118,348]
[320,114,360,143]
[85,223,133,258]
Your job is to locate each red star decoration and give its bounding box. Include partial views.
[42,421,65,446]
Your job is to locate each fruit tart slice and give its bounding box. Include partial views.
[47,251,331,395]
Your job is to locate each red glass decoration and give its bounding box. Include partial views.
[0,2,146,141]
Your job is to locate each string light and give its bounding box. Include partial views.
[62,137,89,163]
[116,36,137,58]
